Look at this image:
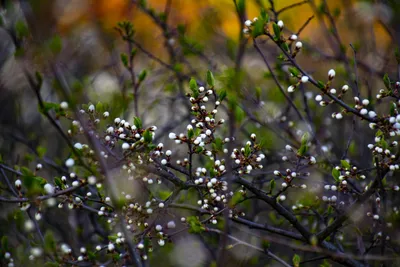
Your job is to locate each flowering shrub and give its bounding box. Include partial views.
[1,1,400,267]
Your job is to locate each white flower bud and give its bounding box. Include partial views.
[277,20,284,28]
[167,220,176,229]
[301,76,309,83]
[244,20,252,27]
[328,69,336,79]
[368,111,377,118]
[60,101,69,109]
[295,41,302,49]
[169,133,177,139]
[122,143,130,150]
[315,95,322,102]
[65,158,75,167]
[44,183,54,194]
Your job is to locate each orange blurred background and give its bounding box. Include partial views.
[54,0,391,48]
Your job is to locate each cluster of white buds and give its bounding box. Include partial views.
[243,17,259,34]
[324,184,338,191]
[231,141,265,174]
[322,195,337,202]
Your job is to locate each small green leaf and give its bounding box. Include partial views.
[301,132,309,145]
[219,90,227,101]
[39,102,59,115]
[310,235,318,246]
[131,48,137,57]
[293,254,301,267]
[189,78,199,98]
[270,179,276,193]
[158,190,173,201]
[261,239,270,249]
[195,146,204,153]
[188,128,194,139]
[244,143,251,157]
[212,137,224,152]
[260,8,269,22]
[390,102,396,116]
[251,19,265,38]
[138,69,147,82]
[187,216,205,233]
[143,129,152,143]
[229,192,243,207]
[96,101,104,113]
[383,74,391,90]
[173,63,183,73]
[288,67,300,77]
[341,160,350,169]
[54,177,62,188]
[113,253,121,261]
[15,20,29,39]
[133,117,142,129]
[120,53,129,67]
[332,168,340,182]
[189,78,197,90]
[139,0,147,8]
[317,81,325,89]
[281,42,289,52]
[255,86,261,100]
[237,0,245,13]
[297,144,308,156]
[88,251,96,261]
[272,23,281,39]
[36,146,47,158]
[207,70,215,87]
[49,35,62,54]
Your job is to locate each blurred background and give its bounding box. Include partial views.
[0,0,397,174]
